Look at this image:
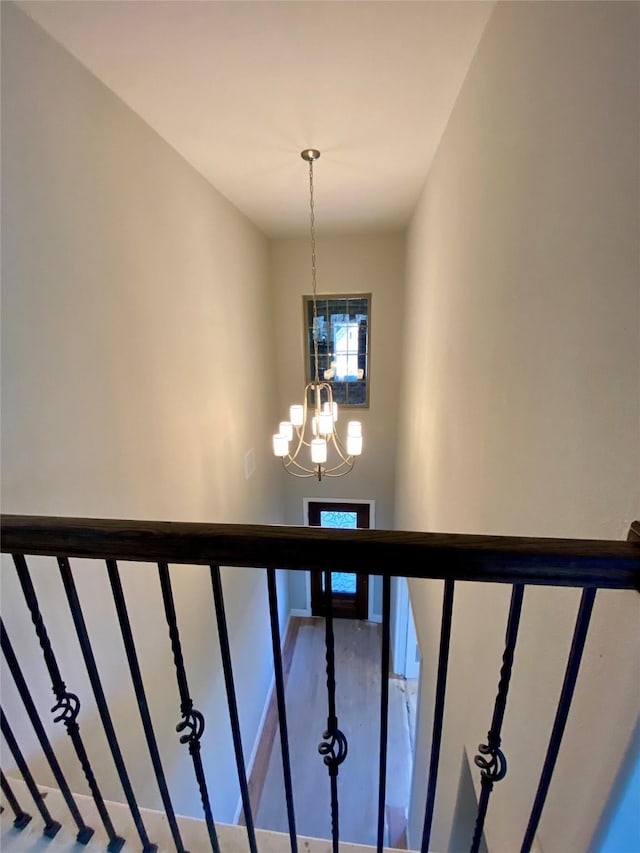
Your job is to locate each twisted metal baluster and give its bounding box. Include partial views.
[376,574,391,853]
[13,555,125,852]
[106,559,187,853]
[1,620,94,844]
[470,584,525,853]
[521,588,596,852]
[1,709,61,838]
[265,567,297,852]
[158,562,220,853]
[57,558,156,851]
[318,570,348,853]
[210,565,258,853]
[421,578,455,853]
[1,768,32,829]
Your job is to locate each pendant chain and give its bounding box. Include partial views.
[309,159,320,386]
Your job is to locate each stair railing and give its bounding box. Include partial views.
[1,514,638,852]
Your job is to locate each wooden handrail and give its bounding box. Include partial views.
[1,515,639,590]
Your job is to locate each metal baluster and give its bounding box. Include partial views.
[470,584,525,853]
[106,559,188,853]
[1,709,61,837]
[421,578,455,853]
[377,574,391,853]
[1,769,32,829]
[266,567,297,852]
[57,558,156,851]
[521,588,596,853]
[209,564,259,853]
[318,570,348,853]
[1,620,94,844]
[13,555,125,851]
[158,562,219,853]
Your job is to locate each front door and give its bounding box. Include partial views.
[308,501,370,620]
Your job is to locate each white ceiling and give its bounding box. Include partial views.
[19,0,494,236]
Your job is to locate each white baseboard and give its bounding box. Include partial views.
[290,607,311,617]
[232,674,274,824]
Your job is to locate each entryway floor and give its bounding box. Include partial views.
[248,617,415,848]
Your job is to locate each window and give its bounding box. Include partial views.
[304,294,370,407]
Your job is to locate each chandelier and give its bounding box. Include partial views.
[272,149,363,481]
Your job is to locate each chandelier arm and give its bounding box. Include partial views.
[293,434,313,450]
[331,431,349,457]
[285,383,313,466]
[294,383,313,451]
[323,435,355,473]
[288,382,314,459]
[322,459,355,475]
[284,456,354,478]
[283,455,319,475]
[328,443,350,467]
[283,456,327,478]
[291,425,311,451]
[282,453,316,475]
[281,464,317,479]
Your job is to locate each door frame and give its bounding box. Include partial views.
[302,498,376,619]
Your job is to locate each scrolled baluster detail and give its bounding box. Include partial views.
[157,562,219,853]
[51,689,80,728]
[318,569,348,853]
[319,728,342,853]
[470,584,524,853]
[471,737,508,853]
[318,722,348,841]
[318,726,348,770]
[474,736,507,784]
[12,555,124,852]
[2,617,95,845]
[176,703,205,750]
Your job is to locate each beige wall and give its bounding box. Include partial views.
[396,2,640,851]
[270,232,405,613]
[1,2,285,823]
[270,232,405,528]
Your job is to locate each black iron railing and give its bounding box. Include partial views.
[1,515,638,852]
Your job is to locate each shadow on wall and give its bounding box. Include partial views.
[448,748,488,853]
[588,717,640,853]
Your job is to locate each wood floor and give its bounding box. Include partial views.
[246,617,413,848]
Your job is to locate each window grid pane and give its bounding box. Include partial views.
[305,295,370,407]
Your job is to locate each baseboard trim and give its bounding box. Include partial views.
[232,675,275,824]
[234,611,301,825]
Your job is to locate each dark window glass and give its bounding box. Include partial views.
[304,294,370,407]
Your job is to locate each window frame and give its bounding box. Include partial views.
[302,292,371,409]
